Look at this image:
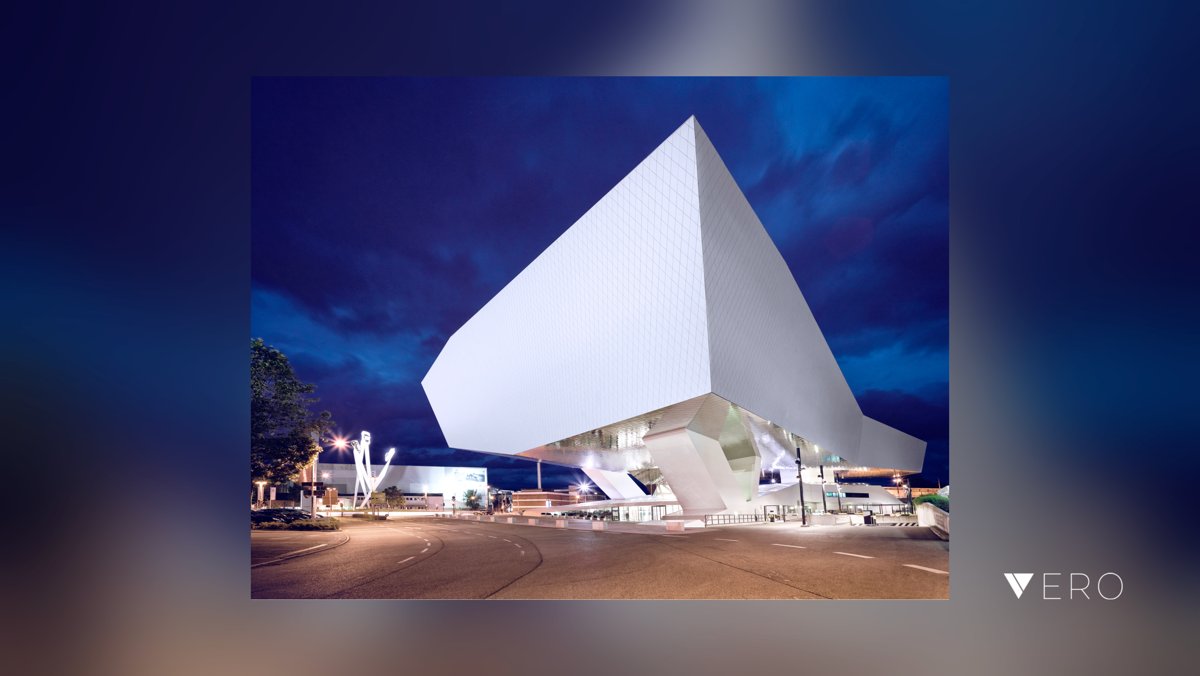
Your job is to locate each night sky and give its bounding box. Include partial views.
[251,77,948,490]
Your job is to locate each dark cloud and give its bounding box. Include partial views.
[252,78,949,489]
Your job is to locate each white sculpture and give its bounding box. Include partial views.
[349,431,396,509]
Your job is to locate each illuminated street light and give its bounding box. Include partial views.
[255,480,266,509]
[578,481,592,501]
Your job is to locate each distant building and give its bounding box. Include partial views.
[512,489,587,514]
[884,486,940,500]
[316,463,487,510]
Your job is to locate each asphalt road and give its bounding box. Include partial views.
[251,517,949,599]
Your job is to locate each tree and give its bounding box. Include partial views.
[369,491,387,511]
[250,338,334,484]
[462,488,482,511]
[383,486,404,508]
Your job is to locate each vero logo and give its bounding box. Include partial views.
[1004,573,1034,598]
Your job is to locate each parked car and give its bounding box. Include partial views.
[251,508,321,525]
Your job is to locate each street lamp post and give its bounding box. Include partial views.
[818,464,828,514]
[834,471,843,512]
[320,471,331,516]
[795,453,806,526]
[309,451,320,519]
[255,480,266,509]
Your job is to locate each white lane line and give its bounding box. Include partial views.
[772,543,805,549]
[283,543,327,556]
[421,547,429,554]
[514,543,522,548]
[489,536,498,539]
[397,556,414,564]
[715,538,739,542]
[903,564,949,575]
[834,551,874,559]
[502,538,512,542]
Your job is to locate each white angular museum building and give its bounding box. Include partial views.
[422,117,925,521]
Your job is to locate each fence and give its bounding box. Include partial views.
[703,513,767,526]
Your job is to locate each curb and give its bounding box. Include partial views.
[251,530,351,568]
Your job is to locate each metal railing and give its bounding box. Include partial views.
[703,513,767,526]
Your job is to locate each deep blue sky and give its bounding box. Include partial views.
[251,77,947,489]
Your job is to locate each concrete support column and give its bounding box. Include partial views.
[642,394,748,514]
[582,467,647,499]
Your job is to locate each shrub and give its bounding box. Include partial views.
[913,494,949,513]
[252,518,340,531]
[289,518,340,530]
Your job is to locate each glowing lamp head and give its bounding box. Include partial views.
[384,448,396,462]
[332,436,348,450]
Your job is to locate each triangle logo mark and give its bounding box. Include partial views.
[1004,573,1035,598]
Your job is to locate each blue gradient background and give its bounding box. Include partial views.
[3,2,1197,673]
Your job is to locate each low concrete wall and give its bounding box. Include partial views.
[917,503,950,536]
[809,514,852,526]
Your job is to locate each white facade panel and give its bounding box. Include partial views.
[423,115,927,504]
[856,416,926,473]
[693,122,865,463]
[423,119,711,454]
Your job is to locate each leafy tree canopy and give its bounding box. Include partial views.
[251,338,333,484]
[383,486,404,507]
[462,488,482,510]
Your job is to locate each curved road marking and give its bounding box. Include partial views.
[251,539,344,568]
[772,543,805,549]
[903,564,948,574]
[284,543,327,556]
[834,551,874,559]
